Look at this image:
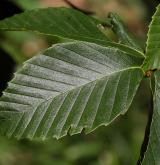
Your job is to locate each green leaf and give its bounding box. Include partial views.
[143,5,160,71]
[0,7,109,45]
[142,71,160,164]
[0,7,145,59]
[109,13,143,52]
[0,42,144,139]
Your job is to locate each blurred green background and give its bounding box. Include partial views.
[0,0,158,164]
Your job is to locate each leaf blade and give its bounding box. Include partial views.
[142,71,160,164]
[0,42,143,139]
[0,7,145,59]
[143,5,160,70]
[0,7,109,44]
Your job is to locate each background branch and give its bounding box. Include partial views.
[63,0,94,15]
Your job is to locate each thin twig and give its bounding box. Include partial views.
[137,95,153,164]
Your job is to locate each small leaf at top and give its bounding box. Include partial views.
[143,5,160,71]
[0,7,146,59]
[0,7,109,45]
